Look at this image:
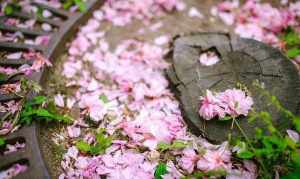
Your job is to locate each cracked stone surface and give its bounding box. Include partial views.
[167,32,300,143]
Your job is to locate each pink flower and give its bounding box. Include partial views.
[199,52,220,66]
[197,142,231,172]
[218,89,253,117]
[235,23,264,42]
[199,90,225,120]
[178,148,198,173]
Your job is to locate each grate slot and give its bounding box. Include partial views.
[31,2,71,19]
[0,24,49,37]
[9,11,62,27]
[0,42,45,52]
[0,58,33,67]
[0,151,27,169]
[0,94,22,102]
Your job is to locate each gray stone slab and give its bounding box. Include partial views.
[167,33,300,143]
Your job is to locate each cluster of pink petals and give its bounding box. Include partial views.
[227,160,257,179]
[0,51,51,78]
[0,83,21,95]
[199,51,220,66]
[0,163,27,179]
[60,146,156,179]
[212,0,300,48]
[58,2,191,177]
[0,121,14,135]
[119,109,186,150]
[199,89,253,120]
[0,101,21,114]
[57,1,259,178]
[54,94,76,109]
[178,141,232,174]
[100,0,185,26]
[197,143,231,172]
[22,51,52,74]
[3,142,25,155]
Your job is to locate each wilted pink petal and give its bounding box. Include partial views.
[6,52,22,59]
[41,23,52,31]
[199,52,220,66]
[287,129,299,143]
[0,163,27,179]
[54,94,65,108]
[67,126,81,138]
[163,161,183,179]
[66,97,76,109]
[35,35,50,46]
[178,148,198,173]
[4,142,25,155]
[197,142,231,172]
[154,35,169,46]
[188,7,203,18]
[150,22,163,32]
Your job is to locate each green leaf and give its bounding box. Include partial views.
[154,163,168,179]
[35,109,54,118]
[4,3,21,16]
[74,0,87,12]
[63,0,74,10]
[287,48,300,58]
[157,140,188,152]
[95,131,112,148]
[157,142,171,152]
[291,151,300,167]
[285,136,296,149]
[237,150,254,159]
[99,94,109,103]
[219,116,232,121]
[282,169,300,179]
[0,73,8,81]
[283,28,300,46]
[90,143,105,155]
[59,114,73,124]
[4,5,14,15]
[36,7,43,19]
[0,137,5,147]
[76,140,91,153]
[30,96,47,106]
[172,140,189,149]
[293,116,300,133]
[255,128,263,139]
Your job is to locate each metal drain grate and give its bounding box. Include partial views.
[0,1,104,178]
